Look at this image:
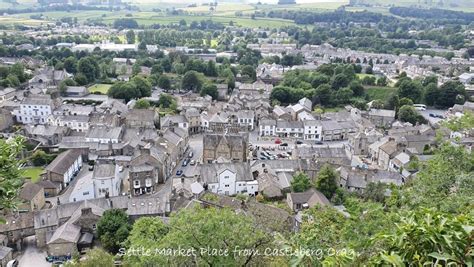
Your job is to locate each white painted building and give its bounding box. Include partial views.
[275,120,304,138]
[201,163,258,196]
[303,120,322,141]
[93,164,122,198]
[15,96,54,124]
[48,115,90,132]
[259,119,277,136]
[69,172,94,202]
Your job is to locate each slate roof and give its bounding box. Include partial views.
[47,222,81,244]
[45,149,82,175]
[19,182,43,201]
[288,188,330,206]
[93,164,115,179]
[200,162,253,184]
[86,126,122,140]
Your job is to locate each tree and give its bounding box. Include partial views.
[437,81,465,108]
[241,65,256,82]
[398,97,413,107]
[200,84,218,100]
[0,136,25,214]
[131,76,152,98]
[125,30,135,44]
[315,164,338,199]
[372,209,474,266]
[157,93,176,109]
[107,82,140,102]
[423,83,439,106]
[313,84,332,106]
[398,80,422,103]
[10,63,26,83]
[30,150,54,166]
[113,18,138,29]
[311,74,330,89]
[124,217,169,265]
[150,207,274,266]
[74,73,88,86]
[77,56,99,83]
[376,76,388,86]
[181,71,203,92]
[134,99,150,109]
[157,75,171,90]
[290,172,311,192]
[349,81,364,97]
[64,248,115,267]
[335,87,353,104]
[398,105,424,125]
[332,73,351,90]
[205,60,218,77]
[97,209,130,253]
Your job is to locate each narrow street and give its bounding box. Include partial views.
[18,236,50,267]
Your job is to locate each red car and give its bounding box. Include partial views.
[274,139,282,144]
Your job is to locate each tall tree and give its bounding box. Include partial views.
[0,137,25,217]
[97,209,130,253]
[315,164,338,199]
[152,207,274,266]
[290,172,312,192]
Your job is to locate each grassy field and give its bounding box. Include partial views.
[88,84,112,94]
[365,86,397,102]
[23,167,44,182]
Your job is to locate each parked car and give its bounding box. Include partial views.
[176,170,183,176]
[7,259,18,267]
[182,159,188,167]
[188,151,194,158]
[190,160,196,166]
[296,140,303,144]
[274,138,282,144]
[280,143,288,146]
[315,141,323,145]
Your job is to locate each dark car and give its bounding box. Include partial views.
[296,140,303,144]
[280,143,288,146]
[176,170,183,176]
[315,141,323,145]
[182,159,188,167]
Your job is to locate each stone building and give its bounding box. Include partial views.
[19,182,45,211]
[203,133,248,163]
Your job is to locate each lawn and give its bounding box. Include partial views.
[88,84,112,94]
[365,86,397,102]
[357,73,376,79]
[23,167,44,182]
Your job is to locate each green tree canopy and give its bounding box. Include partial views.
[315,164,338,199]
[290,172,312,192]
[97,209,130,253]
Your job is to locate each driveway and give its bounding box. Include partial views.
[18,236,50,267]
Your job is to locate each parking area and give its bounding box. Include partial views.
[419,109,448,125]
[176,134,203,178]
